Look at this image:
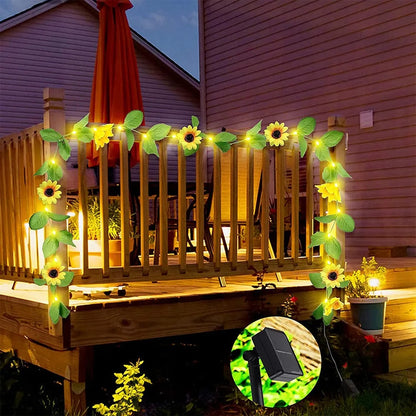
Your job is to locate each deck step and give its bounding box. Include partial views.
[383,321,416,372]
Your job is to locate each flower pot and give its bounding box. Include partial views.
[348,297,388,335]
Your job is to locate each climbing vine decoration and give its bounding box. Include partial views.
[29,110,353,325]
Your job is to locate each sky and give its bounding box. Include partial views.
[0,0,200,79]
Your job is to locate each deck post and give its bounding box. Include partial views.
[43,88,69,338]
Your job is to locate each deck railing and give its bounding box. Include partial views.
[0,89,347,289]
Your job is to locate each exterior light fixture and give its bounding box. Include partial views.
[243,327,303,405]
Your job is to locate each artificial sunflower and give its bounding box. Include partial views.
[41,261,66,286]
[37,180,62,205]
[324,297,344,316]
[316,182,341,202]
[177,125,202,150]
[321,262,345,288]
[94,124,114,150]
[264,122,289,147]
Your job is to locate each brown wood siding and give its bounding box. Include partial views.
[201,0,416,258]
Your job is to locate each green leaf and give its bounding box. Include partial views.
[336,162,351,178]
[47,212,70,222]
[47,163,63,181]
[214,131,237,143]
[312,304,324,320]
[323,310,334,326]
[336,213,355,232]
[59,302,70,319]
[246,120,262,136]
[322,165,337,183]
[43,236,59,258]
[142,138,159,157]
[321,130,343,147]
[184,146,198,156]
[309,231,327,247]
[297,117,316,136]
[249,134,266,150]
[76,127,93,143]
[123,110,143,130]
[49,301,60,324]
[34,278,46,286]
[324,237,341,260]
[125,128,135,151]
[326,286,333,298]
[314,214,337,224]
[59,271,74,287]
[34,160,49,176]
[58,139,71,161]
[57,230,76,247]
[74,114,89,130]
[309,272,326,289]
[315,144,331,162]
[191,115,199,128]
[148,123,171,141]
[215,141,231,153]
[339,280,350,288]
[299,136,307,157]
[40,129,62,143]
[29,212,49,230]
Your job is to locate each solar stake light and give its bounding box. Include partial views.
[243,327,303,405]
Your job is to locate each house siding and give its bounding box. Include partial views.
[0,1,200,181]
[201,0,416,258]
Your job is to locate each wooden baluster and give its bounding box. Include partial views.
[159,140,168,274]
[261,148,270,268]
[213,146,221,270]
[22,135,32,272]
[229,145,238,269]
[291,146,300,265]
[99,145,109,275]
[78,141,89,274]
[305,143,314,264]
[140,142,150,274]
[5,141,18,272]
[246,147,254,267]
[195,143,205,271]
[275,147,285,264]
[119,131,130,273]
[0,140,10,273]
[178,145,187,273]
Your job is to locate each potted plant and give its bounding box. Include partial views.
[345,257,388,335]
[67,197,131,267]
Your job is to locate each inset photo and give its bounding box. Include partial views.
[230,316,321,408]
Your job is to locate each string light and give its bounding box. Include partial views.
[245,136,251,141]
[314,140,320,146]
[207,136,213,141]
[117,125,123,131]
[50,159,56,165]
[67,212,75,217]
[143,133,147,139]
[72,130,77,135]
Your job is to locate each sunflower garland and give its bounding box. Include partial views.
[31,111,353,327]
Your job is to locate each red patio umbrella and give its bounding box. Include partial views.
[88,0,144,167]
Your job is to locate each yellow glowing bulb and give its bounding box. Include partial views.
[331,162,336,167]
[315,140,320,146]
[368,278,380,288]
[327,233,331,238]
[293,131,298,135]
[54,257,59,263]
[334,182,339,188]
[324,298,328,303]
[54,297,58,301]
[337,208,341,213]
[50,159,56,165]
[52,230,56,235]
[172,134,177,139]
[44,207,49,212]
[117,125,123,131]
[67,212,76,217]
[72,130,77,135]
[143,133,147,139]
[93,127,97,131]
[246,136,251,141]
[327,260,331,265]
[207,136,213,141]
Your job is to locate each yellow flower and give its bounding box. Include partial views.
[264,122,289,147]
[41,261,65,286]
[316,182,341,202]
[177,125,202,150]
[321,263,345,288]
[37,180,62,205]
[324,297,344,316]
[94,124,114,150]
